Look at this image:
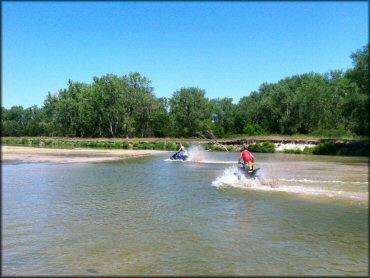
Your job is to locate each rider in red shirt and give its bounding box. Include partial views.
[239,144,254,170]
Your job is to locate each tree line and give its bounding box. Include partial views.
[2,45,368,138]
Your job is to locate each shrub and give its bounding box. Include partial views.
[143,143,155,149]
[31,138,40,145]
[108,142,122,149]
[248,141,275,153]
[133,142,149,149]
[3,138,17,145]
[45,139,52,146]
[203,144,211,151]
[166,143,178,151]
[75,141,86,148]
[154,142,166,150]
[21,138,29,145]
[210,144,227,151]
[122,142,130,149]
[98,142,108,148]
[312,142,337,155]
[313,141,368,156]
[262,141,275,152]
[88,142,98,148]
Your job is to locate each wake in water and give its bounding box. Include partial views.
[278,178,368,185]
[212,165,276,189]
[164,144,236,164]
[212,166,368,203]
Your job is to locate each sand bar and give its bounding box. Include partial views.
[2,146,169,163]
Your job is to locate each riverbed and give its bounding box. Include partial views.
[2,151,368,275]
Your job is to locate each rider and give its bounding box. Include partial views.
[239,143,254,171]
[177,143,188,157]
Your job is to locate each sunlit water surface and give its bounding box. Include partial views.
[2,152,368,275]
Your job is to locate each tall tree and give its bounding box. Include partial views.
[169,87,212,137]
[346,44,369,95]
[344,44,369,135]
[92,75,127,137]
[124,72,156,137]
[210,97,236,136]
[150,97,173,137]
[1,106,24,136]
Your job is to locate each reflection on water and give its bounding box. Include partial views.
[2,152,369,275]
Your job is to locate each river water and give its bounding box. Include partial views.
[2,150,368,275]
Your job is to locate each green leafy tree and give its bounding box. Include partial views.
[346,44,369,94]
[2,106,24,136]
[344,44,369,135]
[150,98,173,137]
[22,106,45,136]
[42,92,61,136]
[210,97,236,136]
[2,45,367,138]
[169,87,212,137]
[92,75,126,137]
[124,72,156,137]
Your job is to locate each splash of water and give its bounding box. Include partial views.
[212,166,368,202]
[187,144,208,162]
[187,144,239,164]
[164,144,237,164]
[212,165,263,189]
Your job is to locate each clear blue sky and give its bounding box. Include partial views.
[2,1,368,108]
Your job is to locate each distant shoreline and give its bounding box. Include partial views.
[2,135,368,157]
[2,146,169,163]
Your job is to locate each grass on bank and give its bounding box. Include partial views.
[2,136,369,156]
[2,137,275,152]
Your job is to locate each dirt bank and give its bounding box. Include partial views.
[2,146,169,163]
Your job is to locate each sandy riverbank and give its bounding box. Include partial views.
[2,146,169,163]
